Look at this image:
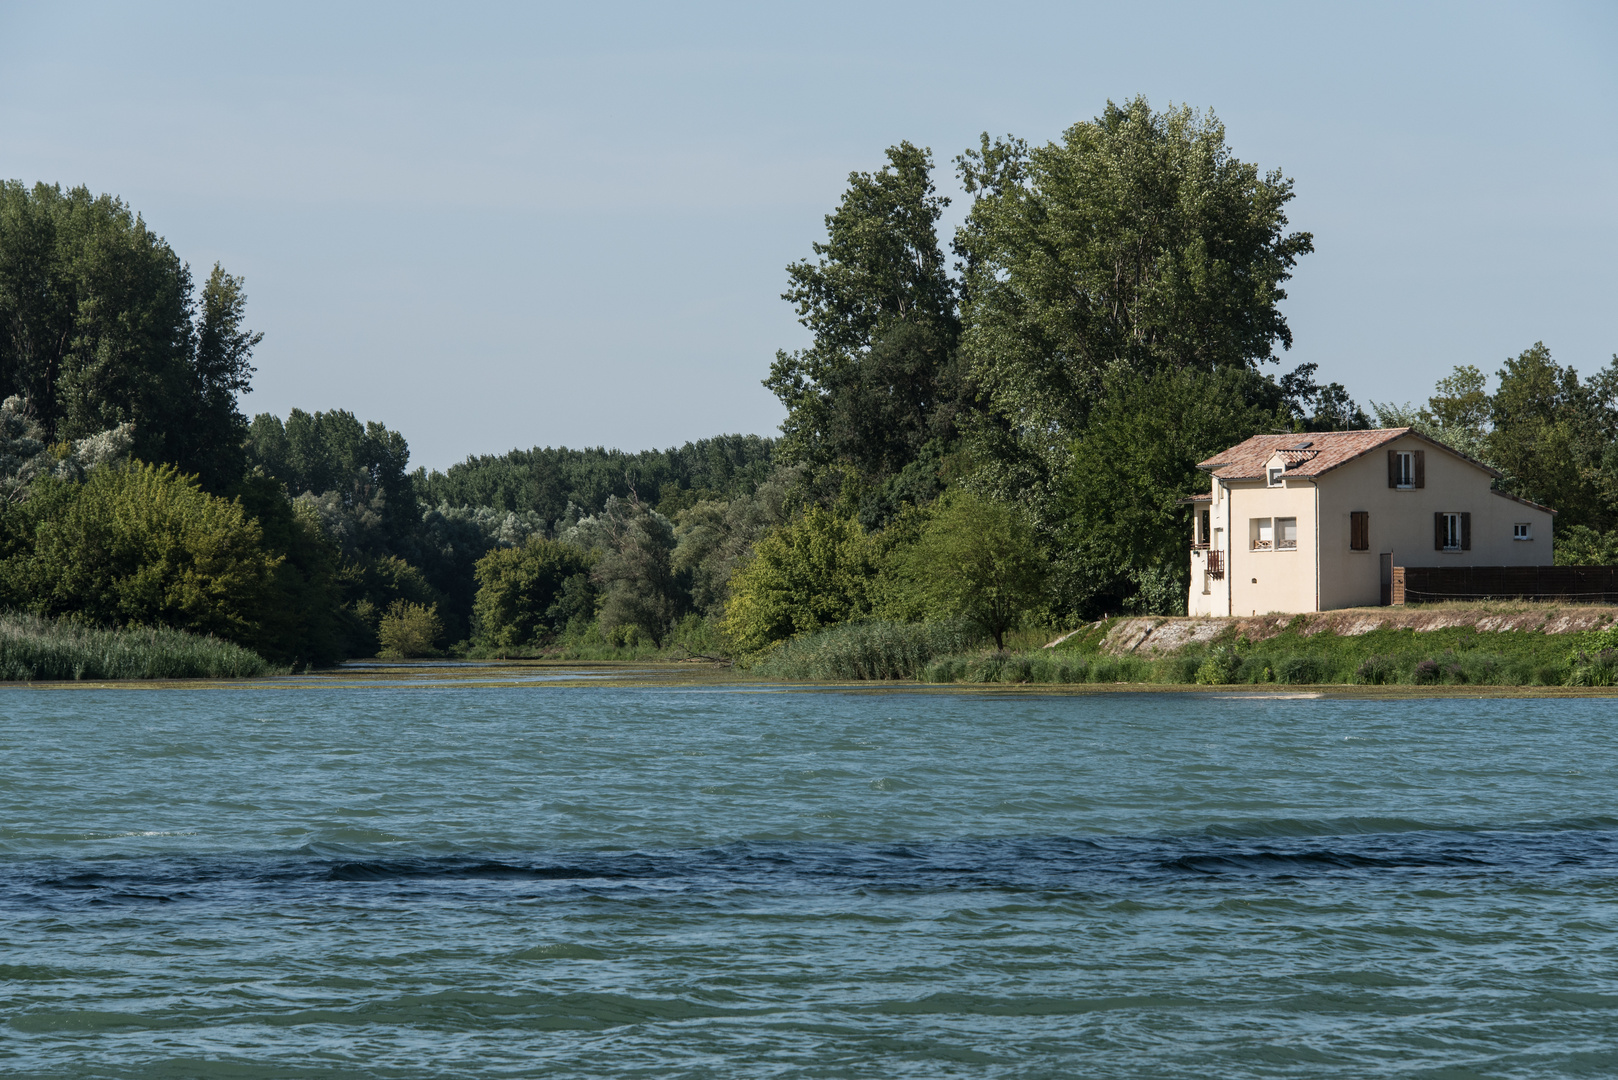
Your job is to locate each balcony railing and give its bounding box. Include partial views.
[1207,551,1224,579]
[1277,539,1297,550]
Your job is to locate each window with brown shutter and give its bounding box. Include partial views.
[1435,512,1446,550]
[1461,511,1471,550]
[1350,511,1369,551]
[1388,450,1398,488]
[1414,450,1425,489]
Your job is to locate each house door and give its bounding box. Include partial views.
[1380,553,1393,607]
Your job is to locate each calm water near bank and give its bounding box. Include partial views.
[3,673,1617,1077]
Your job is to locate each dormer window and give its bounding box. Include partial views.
[1268,467,1284,487]
[1388,449,1423,489]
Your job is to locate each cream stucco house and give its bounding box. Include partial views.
[1187,428,1555,616]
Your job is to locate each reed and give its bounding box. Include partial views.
[752,620,976,681]
[0,613,280,680]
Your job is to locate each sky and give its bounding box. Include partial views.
[1,1,1614,472]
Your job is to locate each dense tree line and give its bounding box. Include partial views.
[2,96,1607,668]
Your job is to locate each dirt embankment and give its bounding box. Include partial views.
[1059,606,1618,657]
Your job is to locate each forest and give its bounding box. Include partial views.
[1,97,1614,668]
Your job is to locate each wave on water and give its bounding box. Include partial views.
[5,819,1618,910]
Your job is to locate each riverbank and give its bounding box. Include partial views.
[746,606,1618,688]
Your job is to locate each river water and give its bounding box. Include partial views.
[2,678,1617,1077]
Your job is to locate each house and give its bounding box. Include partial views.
[1187,428,1554,616]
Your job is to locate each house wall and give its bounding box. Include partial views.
[1222,475,1319,616]
[1314,435,1554,610]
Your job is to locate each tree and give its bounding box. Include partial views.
[1059,366,1288,616]
[472,537,594,648]
[765,143,968,481]
[893,491,1045,649]
[1487,343,1609,531]
[563,496,684,646]
[722,507,877,653]
[954,98,1314,515]
[0,183,260,489]
[378,601,443,658]
[0,462,278,643]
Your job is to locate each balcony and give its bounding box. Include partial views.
[1207,551,1224,579]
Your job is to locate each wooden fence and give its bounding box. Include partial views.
[1392,565,1618,604]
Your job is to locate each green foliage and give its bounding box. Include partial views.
[0,182,258,491]
[765,143,968,482]
[229,470,353,665]
[418,435,776,523]
[722,507,878,653]
[892,490,1045,649]
[1059,366,1286,615]
[955,97,1313,507]
[1194,645,1243,685]
[0,612,278,680]
[750,619,975,680]
[472,537,594,648]
[0,463,278,645]
[377,600,443,658]
[1555,525,1618,566]
[563,496,683,646]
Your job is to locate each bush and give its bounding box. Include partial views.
[1355,655,1397,684]
[1194,645,1242,685]
[1274,654,1327,685]
[1412,659,1442,685]
[378,601,443,658]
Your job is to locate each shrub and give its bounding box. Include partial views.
[1194,645,1242,685]
[1274,654,1327,685]
[1354,655,1394,684]
[378,601,443,658]
[1412,659,1442,685]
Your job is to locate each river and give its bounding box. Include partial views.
[2,674,1615,1077]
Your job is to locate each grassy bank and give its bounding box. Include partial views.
[0,614,282,680]
[748,614,1618,688]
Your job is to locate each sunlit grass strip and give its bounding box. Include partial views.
[0,613,282,680]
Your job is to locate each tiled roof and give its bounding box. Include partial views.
[1196,428,1501,481]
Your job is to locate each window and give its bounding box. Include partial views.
[1435,511,1471,552]
[1268,466,1284,487]
[1251,518,1273,550]
[1276,517,1298,550]
[1388,448,1424,489]
[1350,511,1369,551]
[1200,509,1211,547]
[1514,522,1532,541]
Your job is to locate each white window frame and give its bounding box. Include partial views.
[1250,517,1273,551]
[1441,512,1462,551]
[1395,451,1414,489]
[1514,522,1532,541]
[1275,517,1298,551]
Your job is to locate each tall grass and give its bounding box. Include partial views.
[752,620,976,680]
[0,613,280,680]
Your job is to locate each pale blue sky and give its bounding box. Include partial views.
[2,2,1614,470]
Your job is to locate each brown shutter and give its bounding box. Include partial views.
[1414,450,1425,488]
[1461,512,1471,551]
[1388,450,1399,488]
[1435,512,1445,550]
[1351,511,1368,551]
